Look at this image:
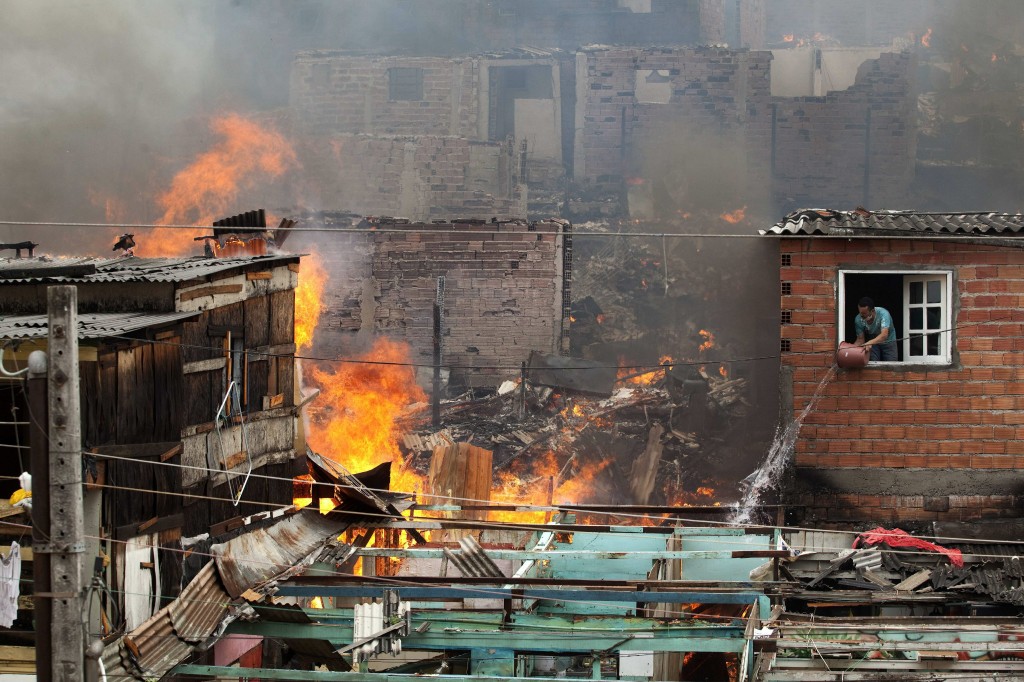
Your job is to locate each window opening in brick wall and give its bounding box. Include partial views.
[781,253,792,267]
[781,282,792,295]
[781,310,792,324]
[388,67,424,101]
[839,270,953,365]
[781,338,791,353]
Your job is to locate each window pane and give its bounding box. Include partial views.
[909,334,923,356]
[927,332,940,355]
[909,281,923,304]
[910,308,923,329]
[926,307,942,330]
[927,280,942,303]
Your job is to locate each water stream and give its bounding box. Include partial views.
[732,364,839,524]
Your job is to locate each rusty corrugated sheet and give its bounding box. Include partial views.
[122,606,193,680]
[168,560,230,643]
[212,512,349,598]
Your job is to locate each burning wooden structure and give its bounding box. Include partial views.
[0,251,305,636]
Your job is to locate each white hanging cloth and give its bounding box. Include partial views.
[0,542,21,628]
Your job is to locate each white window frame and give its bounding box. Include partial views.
[837,269,953,366]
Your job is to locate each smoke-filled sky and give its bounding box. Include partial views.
[2,0,1024,251]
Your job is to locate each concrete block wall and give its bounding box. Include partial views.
[575,47,773,193]
[779,237,1024,526]
[290,53,480,137]
[370,221,568,386]
[297,134,523,222]
[771,52,917,210]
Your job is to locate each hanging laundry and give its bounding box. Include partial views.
[0,542,21,628]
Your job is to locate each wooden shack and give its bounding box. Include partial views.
[0,253,304,633]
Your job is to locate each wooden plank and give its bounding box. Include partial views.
[160,443,183,462]
[91,442,182,460]
[222,450,249,470]
[268,291,294,346]
[178,284,244,302]
[246,272,273,280]
[114,513,184,541]
[262,393,285,410]
[894,569,933,592]
[183,357,226,374]
[287,263,301,272]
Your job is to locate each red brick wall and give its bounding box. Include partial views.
[780,237,1024,526]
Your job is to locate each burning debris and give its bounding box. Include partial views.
[396,352,751,515]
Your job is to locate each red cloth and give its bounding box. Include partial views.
[854,527,964,568]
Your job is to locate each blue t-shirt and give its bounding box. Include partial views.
[854,306,896,345]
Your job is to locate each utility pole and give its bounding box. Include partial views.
[46,285,85,681]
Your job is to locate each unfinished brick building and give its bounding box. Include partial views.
[293,218,571,387]
[767,209,1024,533]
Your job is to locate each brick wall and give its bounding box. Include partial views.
[290,53,480,137]
[780,237,1024,526]
[772,52,917,210]
[297,134,524,221]
[575,47,773,194]
[299,221,570,387]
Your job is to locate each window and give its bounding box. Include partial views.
[388,67,424,101]
[838,270,953,365]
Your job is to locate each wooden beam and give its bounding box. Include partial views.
[183,357,226,374]
[178,284,244,302]
[114,513,184,540]
[246,272,273,280]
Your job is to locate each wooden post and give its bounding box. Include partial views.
[432,303,441,427]
[27,350,50,682]
[46,286,86,682]
[518,361,527,420]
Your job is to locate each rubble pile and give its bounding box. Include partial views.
[399,361,750,509]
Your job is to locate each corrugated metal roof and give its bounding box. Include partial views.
[212,512,350,599]
[762,208,1024,236]
[168,560,230,643]
[0,310,199,340]
[0,253,298,284]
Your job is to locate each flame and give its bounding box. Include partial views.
[304,338,427,494]
[309,597,325,609]
[569,314,576,322]
[719,365,728,378]
[719,206,746,224]
[136,113,298,257]
[295,253,328,352]
[782,34,794,43]
[618,354,674,386]
[921,28,932,47]
[595,314,606,325]
[698,329,715,353]
[992,53,999,63]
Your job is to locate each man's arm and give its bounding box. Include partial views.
[864,327,889,347]
[855,332,866,346]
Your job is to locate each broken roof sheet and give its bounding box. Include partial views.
[211,511,350,599]
[762,208,1024,236]
[0,310,199,340]
[0,253,298,284]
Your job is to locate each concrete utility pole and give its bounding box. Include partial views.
[46,285,85,681]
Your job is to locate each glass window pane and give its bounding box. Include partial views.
[910,308,923,329]
[927,332,940,355]
[927,307,942,330]
[909,334,923,356]
[909,281,923,304]
[927,280,942,303]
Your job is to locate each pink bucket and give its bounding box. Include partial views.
[836,341,869,369]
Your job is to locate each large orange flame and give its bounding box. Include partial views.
[304,338,426,494]
[135,113,298,257]
[698,329,715,353]
[295,253,328,352]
